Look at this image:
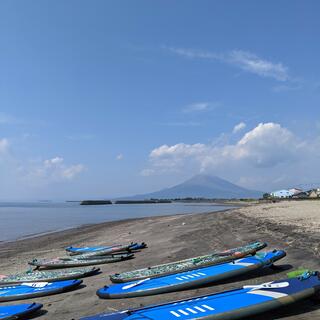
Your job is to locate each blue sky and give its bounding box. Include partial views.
[0,1,320,200]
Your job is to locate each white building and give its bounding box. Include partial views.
[270,190,294,198]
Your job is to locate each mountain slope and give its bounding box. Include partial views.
[130,174,262,199]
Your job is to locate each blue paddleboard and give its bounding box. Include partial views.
[66,243,146,254]
[66,246,114,253]
[0,279,82,302]
[0,303,43,319]
[82,271,320,319]
[128,243,147,251]
[97,250,286,298]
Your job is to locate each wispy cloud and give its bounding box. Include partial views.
[228,50,289,81]
[164,46,222,60]
[116,154,124,160]
[164,46,290,82]
[182,102,217,113]
[233,122,246,133]
[0,138,9,154]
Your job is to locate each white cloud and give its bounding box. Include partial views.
[61,164,85,179]
[164,46,221,60]
[228,50,289,81]
[233,122,246,133]
[22,156,85,184]
[150,143,207,162]
[220,123,299,167]
[116,154,124,160]
[0,138,9,154]
[44,157,64,167]
[142,123,318,190]
[147,143,209,175]
[182,102,215,113]
[164,46,290,82]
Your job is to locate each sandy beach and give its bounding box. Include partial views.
[1,200,320,320]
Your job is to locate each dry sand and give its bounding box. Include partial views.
[0,200,320,319]
[239,200,320,237]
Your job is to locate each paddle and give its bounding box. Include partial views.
[122,278,151,290]
[21,282,49,288]
[243,281,289,290]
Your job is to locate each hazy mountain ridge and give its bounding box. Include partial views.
[128,174,263,199]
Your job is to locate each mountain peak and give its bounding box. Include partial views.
[130,174,262,199]
[184,174,226,184]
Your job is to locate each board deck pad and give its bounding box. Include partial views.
[29,253,134,269]
[82,272,320,320]
[98,250,286,298]
[0,279,82,302]
[66,244,131,257]
[66,242,146,255]
[0,267,100,285]
[110,241,267,283]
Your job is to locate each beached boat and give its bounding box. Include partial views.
[29,253,134,269]
[82,271,320,320]
[0,267,100,285]
[110,241,267,283]
[98,250,286,298]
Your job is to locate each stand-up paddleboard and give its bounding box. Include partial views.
[98,250,286,298]
[0,303,43,320]
[66,242,147,255]
[66,244,133,256]
[129,242,147,251]
[64,250,136,261]
[29,253,134,269]
[82,271,320,320]
[110,241,267,283]
[0,267,100,285]
[0,279,82,302]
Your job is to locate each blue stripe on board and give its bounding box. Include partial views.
[100,250,285,297]
[83,274,320,320]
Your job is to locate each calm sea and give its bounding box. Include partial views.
[0,202,234,242]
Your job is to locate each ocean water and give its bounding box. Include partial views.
[0,202,234,242]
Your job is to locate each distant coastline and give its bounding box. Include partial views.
[80,200,112,205]
[79,197,259,206]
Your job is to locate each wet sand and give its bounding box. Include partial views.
[0,201,320,319]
